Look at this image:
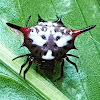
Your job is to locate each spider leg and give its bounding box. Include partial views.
[24,58,33,79]
[25,16,31,27]
[61,59,64,76]
[66,57,78,72]
[54,59,64,82]
[19,56,30,75]
[12,54,31,61]
[66,54,79,58]
[36,64,39,72]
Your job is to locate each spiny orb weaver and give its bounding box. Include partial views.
[6,15,96,81]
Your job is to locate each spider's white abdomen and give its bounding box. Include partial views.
[29,22,72,47]
[27,22,73,60]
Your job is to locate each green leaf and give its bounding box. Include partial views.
[0,74,44,100]
[0,0,100,100]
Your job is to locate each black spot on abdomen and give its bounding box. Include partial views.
[63,46,68,50]
[44,51,47,55]
[27,38,33,43]
[35,50,38,54]
[31,44,36,49]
